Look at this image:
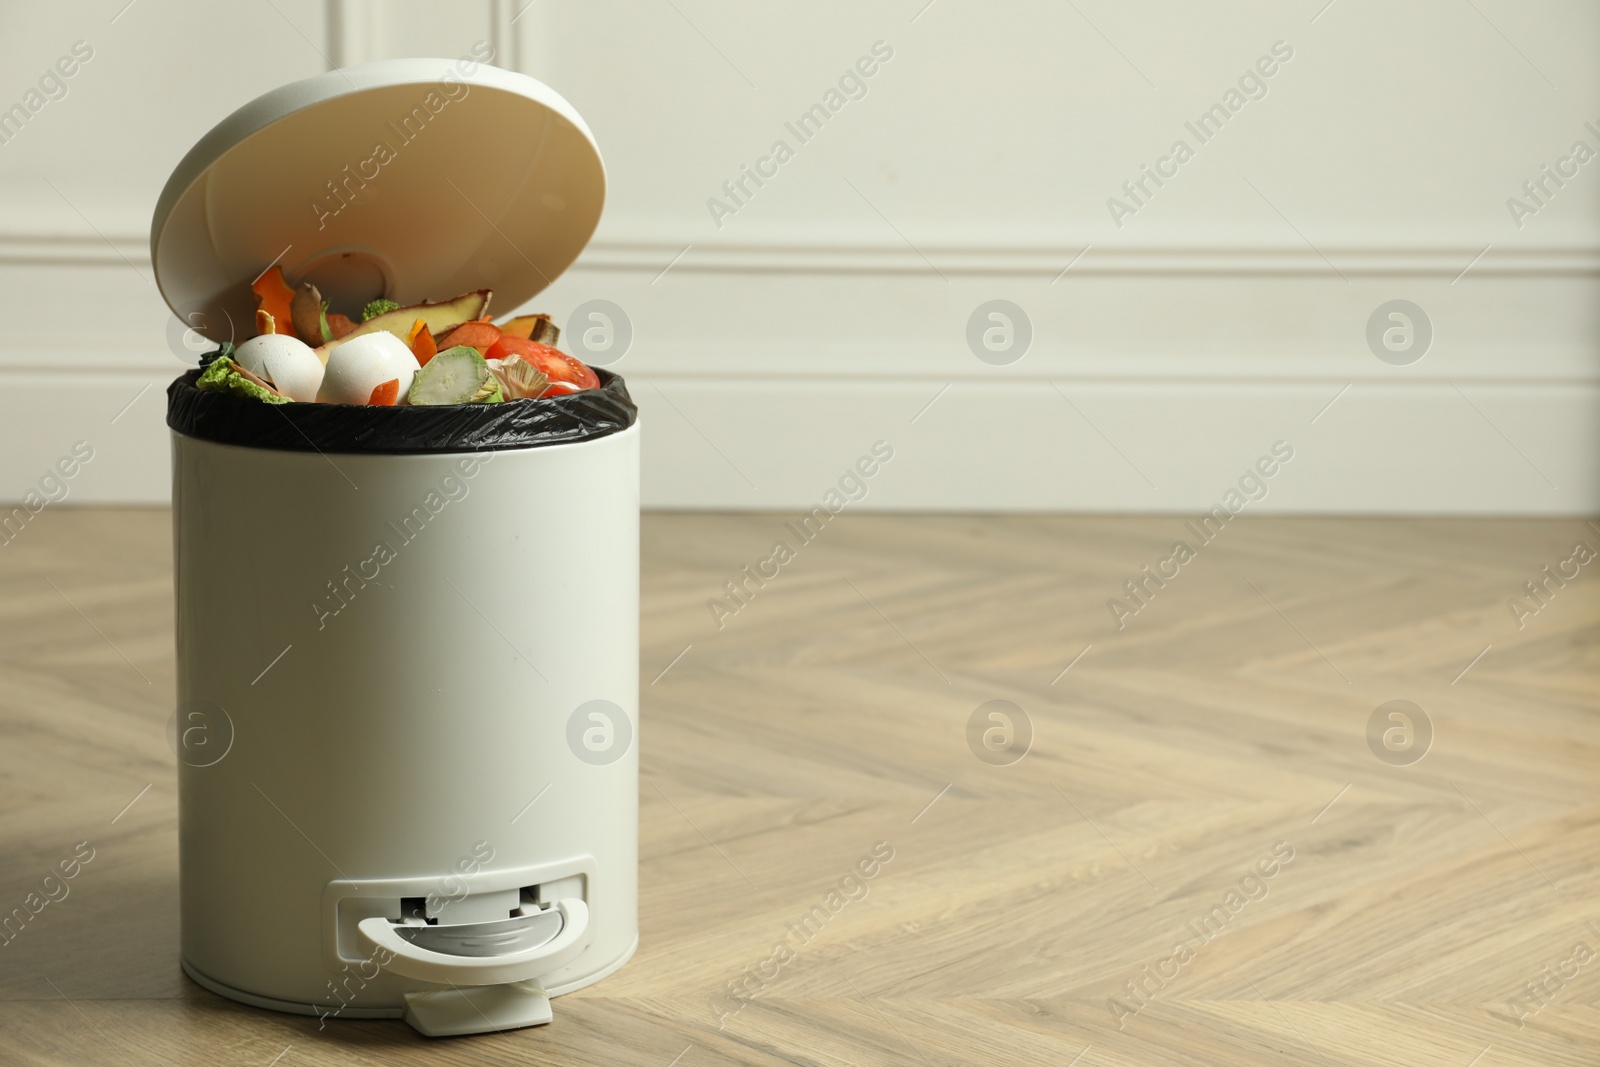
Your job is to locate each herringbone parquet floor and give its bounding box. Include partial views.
[1,508,1596,1065]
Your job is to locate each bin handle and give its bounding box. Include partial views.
[356,899,590,986]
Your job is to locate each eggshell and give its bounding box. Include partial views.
[233,334,324,402]
[316,332,420,405]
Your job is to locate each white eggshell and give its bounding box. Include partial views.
[233,334,325,403]
[316,332,420,405]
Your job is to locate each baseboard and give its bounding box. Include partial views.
[1,373,1593,514]
[634,377,1599,515]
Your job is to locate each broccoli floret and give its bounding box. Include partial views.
[362,298,400,321]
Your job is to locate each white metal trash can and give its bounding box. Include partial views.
[151,58,639,1038]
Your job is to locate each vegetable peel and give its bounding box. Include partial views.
[332,290,492,349]
[408,345,501,406]
[250,266,299,341]
[367,378,400,406]
[487,355,550,400]
[406,318,438,366]
[206,277,601,407]
[196,356,293,404]
[434,321,501,354]
[498,314,559,346]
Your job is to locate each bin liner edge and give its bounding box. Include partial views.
[166,365,637,454]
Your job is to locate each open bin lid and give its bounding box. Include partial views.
[151,58,606,340]
[155,58,634,454]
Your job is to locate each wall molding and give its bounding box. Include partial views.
[579,238,1600,279]
[2,226,1596,280]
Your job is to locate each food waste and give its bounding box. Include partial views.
[194,267,601,406]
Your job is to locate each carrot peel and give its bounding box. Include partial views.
[407,319,438,366]
[367,378,400,406]
[250,265,299,340]
[435,321,502,354]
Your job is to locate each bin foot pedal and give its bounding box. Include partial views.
[402,982,551,1037]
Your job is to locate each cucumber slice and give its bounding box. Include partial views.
[407,346,501,405]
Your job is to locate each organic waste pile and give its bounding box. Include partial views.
[195,267,600,407]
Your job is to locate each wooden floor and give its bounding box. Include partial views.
[1,508,1597,1066]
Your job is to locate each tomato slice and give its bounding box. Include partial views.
[484,336,600,392]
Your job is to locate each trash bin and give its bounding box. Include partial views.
[150,59,638,1038]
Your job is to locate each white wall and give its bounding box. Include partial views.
[1,0,1595,512]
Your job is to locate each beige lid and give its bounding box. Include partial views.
[151,58,605,340]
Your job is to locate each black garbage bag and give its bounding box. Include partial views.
[166,354,636,454]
